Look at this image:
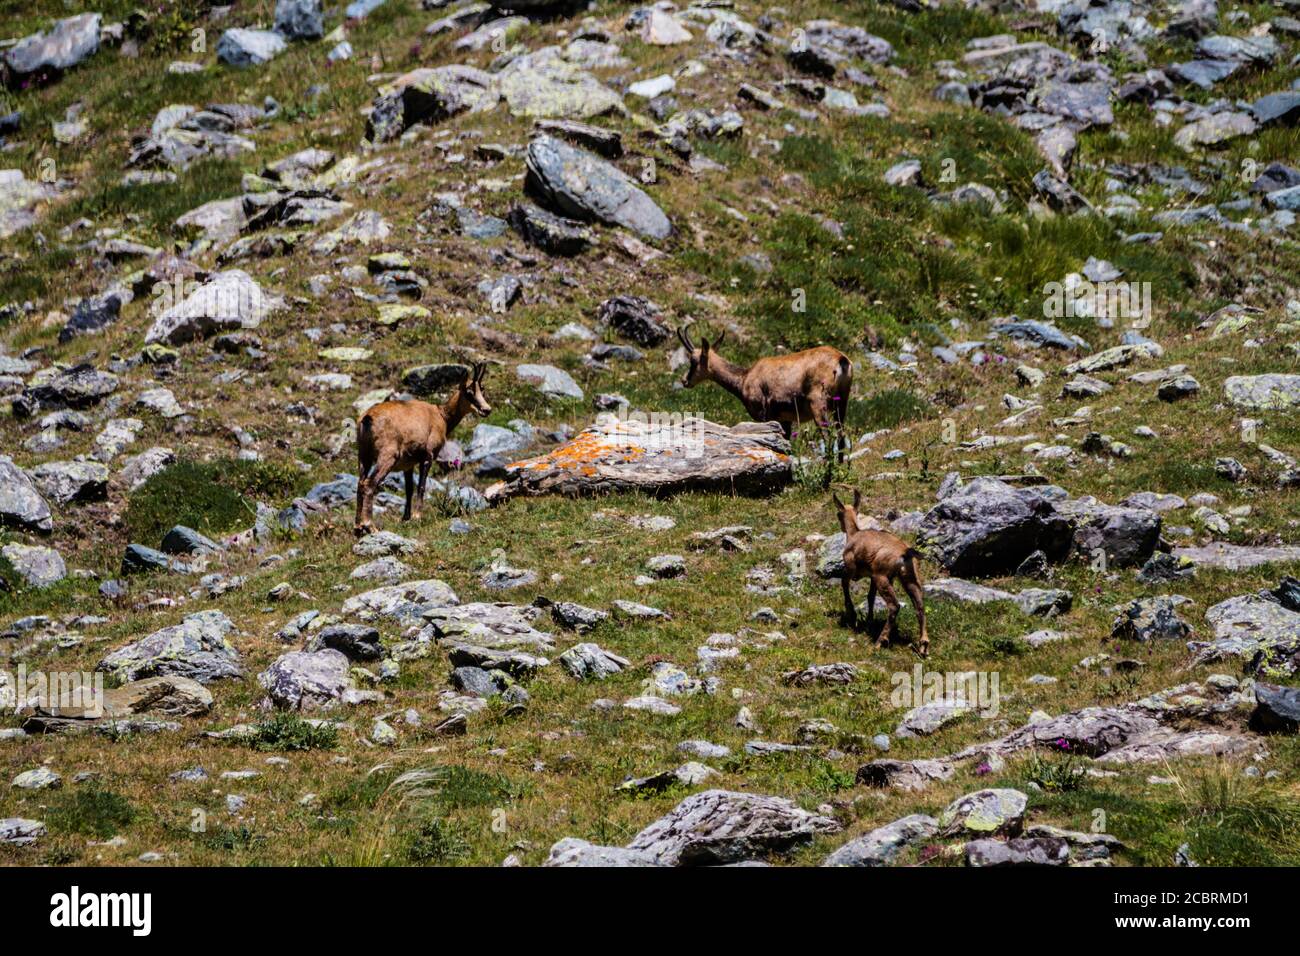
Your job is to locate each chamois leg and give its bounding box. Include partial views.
[356,452,397,535]
[866,580,878,630]
[413,460,431,521]
[831,389,849,463]
[874,576,901,650]
[810,397,835,486]
[402,469,415,521]
[354,451,375,536]
[902,578,928,657]
[840,575,857,629]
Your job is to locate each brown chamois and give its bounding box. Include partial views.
[354,363,491,536]
[676,326,853,463]
[833,489,929,656]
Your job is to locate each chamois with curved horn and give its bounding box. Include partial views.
[354,363,491,535]
[675,325,852,462]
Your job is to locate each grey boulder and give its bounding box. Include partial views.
[525,135,672,240]
[823,814,938,866]
[274,0,324,40]
[259,649,352,710]
[29,460,109,505]
[97,611,243,684]
[625,789,841,865]
[5,13,100,77]
[544,838,663,867]
[0,543,65,588]
[558,642,629,680]
[216,29,288,68]
[917,478,1073,577]
[0,457,53,533]
[145,270,279,345]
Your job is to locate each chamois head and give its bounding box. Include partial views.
[453,362,492,418]
[676,325,725,388]
[831,488,863,536]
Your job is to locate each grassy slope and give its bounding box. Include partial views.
[0,0,1297,865]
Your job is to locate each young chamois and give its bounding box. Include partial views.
[676,326,853,464]
[354,363,491,536]
[833,489,929,656]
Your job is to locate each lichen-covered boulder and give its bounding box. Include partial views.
[486,416,791,501]
[559,642,629,680]
[1224,374,1300,410]
[938,788,1028,837]
[365,66,499,143]
[97,611,242,684]
[12,363,119,418]
[0,543,65,588]
[258,649,352,710]
[341,579,459,624]
[544,838,663,867]
[822,814,937,867]
[1056,498,1161,568]
[30,460,109,505]
[498,49,625,120]
[0,169,58,239]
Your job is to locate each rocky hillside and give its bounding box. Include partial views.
[0,0,1298,867]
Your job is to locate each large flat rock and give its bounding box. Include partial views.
[485,416,791,501]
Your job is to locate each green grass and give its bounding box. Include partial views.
[47,788,136,839]
[1,0,1300,869]
[249,713,339,752]
[121,457,310,547]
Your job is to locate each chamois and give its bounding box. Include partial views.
[833,489,929,656]
[354,363,491,536]
[675,326,852,462]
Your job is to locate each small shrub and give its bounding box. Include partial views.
[1025,750,1085,793]
[809,760,857,795]
[405,817,472,864]
[250,713,338,752]
[790,422,851,491]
